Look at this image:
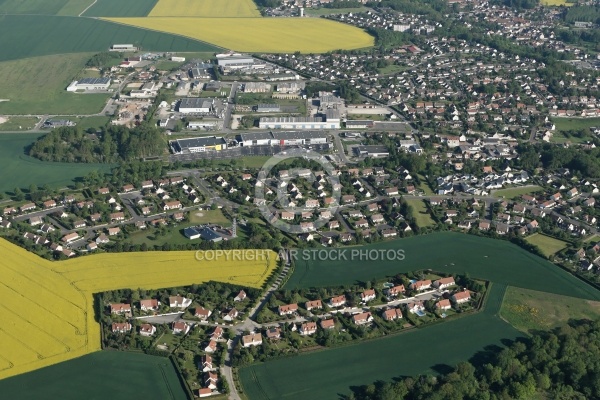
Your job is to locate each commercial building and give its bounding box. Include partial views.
[243,82,271,93]
[354,145,390,158]
[256,104,281,113]
[346,120,375,129]
[216,55,254,67]
[171,136,227,153]
[178,98,214,114]
[110,44,137,52]
[188,121,218,130]
[236,131,329,146]
[66,77,111,92]
[259,116,339,130]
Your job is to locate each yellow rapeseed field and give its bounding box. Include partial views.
[0,239,276,380]
[107,17,374,53]
[149,0,261,17]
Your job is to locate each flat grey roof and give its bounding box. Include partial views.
[260,117,324,123]
[78,77,110,85]
[179,98,213,109]
[271,131,329,140]
[237,132,273,141]
[176,136,226,148]
[356,145,389,153]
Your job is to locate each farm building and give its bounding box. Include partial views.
[171,137,227,153]
[178,98,215,114]
[66,77,111,92]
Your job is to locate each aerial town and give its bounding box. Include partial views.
[0,0,599,398]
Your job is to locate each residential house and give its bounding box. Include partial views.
[108,227,121,236]
[360,289,376,303]
[452,290,471,304]
[352,312,373,325]
[172,321,190,335]
[242,333,262,347]
[109,303,131,314]
[169,296,192,309]
[329,295,346,308]
[139,324,156,337]
[61,232,80,243]
[234,290,247,302]
[204,340,218,353]
[163,201,182,211]
[195,307,212,320]
[199,355,213,372]
[211,327,224,340]
[299,322,318,336]
[43,199,57,209]
[265,327,281,340]
[320,319,335,330]
[410,280,432,291]
[223,308,239,321]
[405,300,425,314]
[278,303,298,316]
[112,322,132,333]
[436,299,452,311]
[385,285,405,298]
[204,372,219,390]
[382,308,403,321]
[305,300,323,311]
[433,277,455,290]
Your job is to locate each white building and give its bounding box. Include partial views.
[66,77,111,92]
[178,98,214,114]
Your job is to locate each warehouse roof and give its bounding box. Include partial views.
[179,98,214,109]
[271,131,329,140]
[176,136,226,148]
[236,132,273,141]
[78,77,110,85]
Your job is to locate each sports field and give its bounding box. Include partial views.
[525,233,569,257]
[0,53,109,115]
[107,17,374,53]
[0,133,112,193]
[0,352,188,400]
[82,0,158,17]
[0,15,220,63]
[240,284,524,400]
[500,286,600,333]
[0,238,276,380]
[405,199,435,227]
[149,0,260,17]
[285,232,600,300]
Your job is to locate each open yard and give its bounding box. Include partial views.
[106,17,374,53]
[552,117,600,132]
[525,233,569,257]
[0,238,277,380]
[83,0,158,17]
[493,185,543,199]
[0,117,39,131]
[0,15,220,63]
[0,352,188,400]
[241,284,524,400]
[0,132,112,193]
[189,209,230,225]
[0,53,109,115]
[405,199,435,228]
[285,232,600,301]
[52,115,111,131]
[500,286,600,333]
[149,0,260,17]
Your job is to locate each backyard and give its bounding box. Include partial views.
[493,185,543,199]
[405,199,435,228]
[525,233,569,257]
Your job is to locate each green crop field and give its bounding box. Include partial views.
[405,199,435,227]
[0,53,109,115]
[0,352,188,400]
[285,232,600,300]
[525,233,569,257]
[0,133,112,193]
[241,284,524,400]
[0,0,94,16]
[0,15,219,63]
[493,185,543,199]
[83,0,158,17]
[500,286,600,333]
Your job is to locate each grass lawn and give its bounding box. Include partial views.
[524,233,569,257]
[378,64,406,75]
[585,234,600,243]
[405,199,435,228]
[493,185,544,199]
[0,132,112,193]
[155,60,186,71]
[240,284,524,400]
[0,351,188,400]
[552,117,600,132]
[52,116,111,130]
[417,174,434,195]
[550,131,594,144]
[0,53,109,115]
[285,232,600,301]
[0,117,39,131]
[0,15,220,63]
[500,286,600,333]
[189,209,230,225]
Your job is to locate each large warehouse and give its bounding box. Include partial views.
[170,136,227,153]
[236,131,328,146]
[178,98,215,114]
[258,116,339,130]
[66,77,111,92]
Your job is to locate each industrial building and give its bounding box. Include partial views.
[236,131,328,146]
[345,120,375,129]
[256,104,281,113]
[170,136,227,153]
[243,82,271,93]
[110,44,137,52]
[216,55,254,67]
[354,145,390,158]
[259,116,339,130]
[188,121,218,130]
[178,98,214,114]
[66,77,111,92]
